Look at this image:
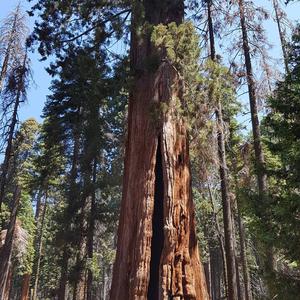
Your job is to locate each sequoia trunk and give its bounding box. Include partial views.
[20,273,31,300]
[110,1,208,299]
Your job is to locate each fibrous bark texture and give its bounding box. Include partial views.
[110,1,208,299]
[20,273,30,300]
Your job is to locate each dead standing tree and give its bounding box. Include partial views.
[0,4,27,92]
[0,51,30,213]
[0,5,29,213]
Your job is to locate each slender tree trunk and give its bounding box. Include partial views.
[28,189,44,298]
[3,266,12,300]
[272,0,289,73]
[20,273,31,300]
[231,211,243,300]
[238,0,275,295]
[207,1,238,298]
[207,185,227,295]
[32,195,48,300]
[5,269,12,300]
[34,189,43,221]
[73,139,98,300]
[203,261,211,298]
[58,119,80,299]
[237,209,252,300]
[238,0,273,264]
[0,185,21,299]
[110,1,208,299]
[237,0,267,198]
[203,219,223,300]
[102,258,106,300]
[86,159,97,300]
[0,52,27,212]
[72,199,89,300]
[207,0,216,61]
[216,105,238,300]
[210,246,223,300]
[0,54,11,93]
[57,247,69,300]
[231,138,253,300]
[235,256,243,300]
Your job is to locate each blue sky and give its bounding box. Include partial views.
[0,0,299,125]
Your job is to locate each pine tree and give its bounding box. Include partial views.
[262,25,300,297]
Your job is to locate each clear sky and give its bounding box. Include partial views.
[0,0,299,125]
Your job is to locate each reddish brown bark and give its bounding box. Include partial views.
[3,266,12,300]
[20,273,30,300]
[110,1,208,299]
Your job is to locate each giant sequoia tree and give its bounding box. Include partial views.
[110,1,208,299]
[1,0,298,298]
